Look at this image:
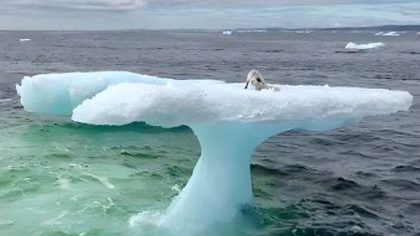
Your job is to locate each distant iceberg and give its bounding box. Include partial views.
[381,31,400,36]
[345,42,385,51]
[19,38,31,42]
[296,30,312,34]
[236,29,266,33]
[16,72,413,235]
[222,30,233,35]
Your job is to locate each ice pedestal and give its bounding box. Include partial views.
[159,119,348,233]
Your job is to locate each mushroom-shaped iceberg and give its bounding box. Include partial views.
[16,72,413,235]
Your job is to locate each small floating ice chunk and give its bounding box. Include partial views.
[19,38,31,42]
[296,30,312,34]
[222,30,233,35]
[236,29,266,33]
[382,31,400,36]
[345,42,385,51]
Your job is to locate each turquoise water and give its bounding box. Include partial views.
[0,110,312,236]
[0,109,202,235]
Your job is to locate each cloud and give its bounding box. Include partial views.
[0,0,419,29]
[4,0,146,11]
[4,0,416,11]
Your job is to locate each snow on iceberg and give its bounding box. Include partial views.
[16,71,222,116]
[345,42,385,51]
[72,82,409,128]
[16,72,413,235]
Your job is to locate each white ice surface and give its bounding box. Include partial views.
[222,30,233,35]
[16,71,222,116]
[72,82,411,128]
[382,31,400,36]
[345,42,385,50]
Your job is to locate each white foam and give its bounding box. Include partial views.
[16,71,413,235]
[345,42,385,51]
[83,172,115,189]
[0,98,12,103]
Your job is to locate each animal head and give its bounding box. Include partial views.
[244,69,266,90]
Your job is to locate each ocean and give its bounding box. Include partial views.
[0,28,419,235]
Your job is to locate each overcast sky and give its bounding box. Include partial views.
[1,0,419,30]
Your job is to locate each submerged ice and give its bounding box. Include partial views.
[16,72,413,235]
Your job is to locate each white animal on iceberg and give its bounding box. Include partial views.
[244,69,279,91]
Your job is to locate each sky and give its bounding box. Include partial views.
[0,0,420,30]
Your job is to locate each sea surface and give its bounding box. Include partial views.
[0,29,419,236]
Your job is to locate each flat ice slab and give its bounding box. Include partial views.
[16,71,412,129]
[382,31,400,36]
[345,42,385,51]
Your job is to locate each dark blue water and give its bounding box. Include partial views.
[0,29,419,235]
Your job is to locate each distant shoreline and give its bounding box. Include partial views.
[1,24,420,32]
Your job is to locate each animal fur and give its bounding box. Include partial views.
[244,69,279,91]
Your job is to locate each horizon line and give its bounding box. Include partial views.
[1,24,420,32]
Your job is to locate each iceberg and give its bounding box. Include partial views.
[19,38,31,42]
[344,42,385,51]
[296,30,312,34]
[222,30,233,35]
[16,72,413,235]
[236,29,267,33]
[382,31,400,36]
